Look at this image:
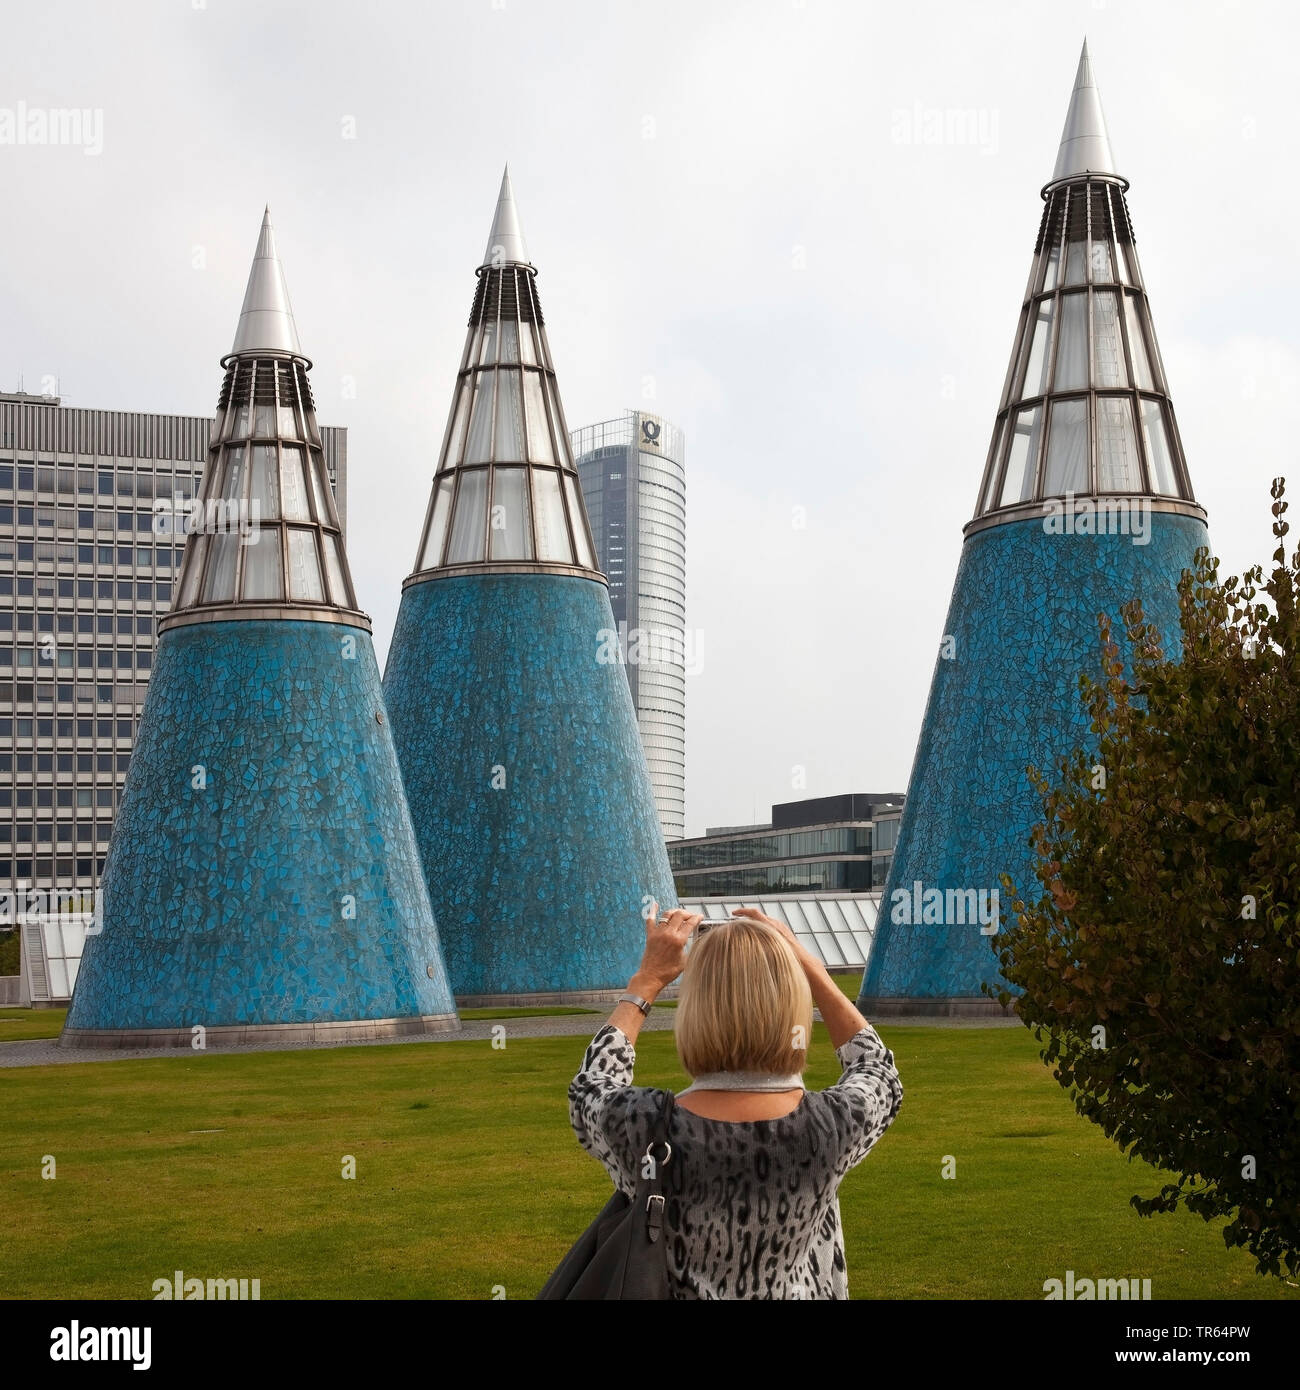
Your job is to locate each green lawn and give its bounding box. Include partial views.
[0,1007,66,1041]
[0,1022,1293,1301]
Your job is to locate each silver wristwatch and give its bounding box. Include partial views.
[618,993,652,1016]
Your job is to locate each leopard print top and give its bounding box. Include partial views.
[568,1023,903,1300]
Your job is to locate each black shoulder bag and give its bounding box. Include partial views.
[537,1090,676,1300]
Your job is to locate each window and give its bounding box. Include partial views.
[1140,400,1178,496]
[1054,294,1088,390]
[446,471,488,564]
[1021,299,1055,399]
[286,529,324,601]
[532,470,572,563]
[1123,294,1154,391]
[1092,290,1125,388]
[1042,399,1090,496]
[1097,397,1140,492]
[242,530,282,601]
[999,406,1042,507]
[488,468,531,561]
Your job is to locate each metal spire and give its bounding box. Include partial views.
[481,166,530,268]
[1050,39,1118,183]
[230,206,303,357]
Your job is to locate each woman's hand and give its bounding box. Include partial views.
[632,903,702,993]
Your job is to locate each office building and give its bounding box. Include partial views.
[670,793,903,972]
[573,410,686,840]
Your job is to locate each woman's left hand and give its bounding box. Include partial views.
[635,903,702,991]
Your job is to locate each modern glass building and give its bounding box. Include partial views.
[573,410,686,841]
[0,383,346,1005]
[669,793,904,897]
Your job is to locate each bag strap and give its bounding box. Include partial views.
[642,1089,675,1245]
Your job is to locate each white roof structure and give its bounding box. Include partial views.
[1051,39,1119,184]
[679,893,880,971]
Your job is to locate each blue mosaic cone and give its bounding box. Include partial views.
[860,46,1212,1013]
[383,171,676,999]
[62,211,457,1045]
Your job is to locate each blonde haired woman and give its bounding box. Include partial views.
[568,906,903,1300]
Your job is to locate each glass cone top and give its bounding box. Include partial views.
[163,210,363,631]
[409,169,600,579]
[970,43,1201,529]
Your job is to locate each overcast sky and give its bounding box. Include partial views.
[4,0,1297,836]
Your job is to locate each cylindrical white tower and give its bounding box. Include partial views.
[573,411,686,841]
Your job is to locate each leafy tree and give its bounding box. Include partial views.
[0,927,18,976]
[991,479,1299,1277]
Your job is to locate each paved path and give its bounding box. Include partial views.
[0,1009,1019,1069]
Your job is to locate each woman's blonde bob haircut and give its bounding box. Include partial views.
[674,919,813,1077]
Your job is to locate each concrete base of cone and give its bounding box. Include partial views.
[59,1013,460,1050]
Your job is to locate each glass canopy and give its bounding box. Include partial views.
[973,175,1196,520]
[412,262,599,575]
[171,355,358,615]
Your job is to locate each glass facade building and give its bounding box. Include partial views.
[0,389,345,998]
[669,793,903,898]
[573,410,686,840]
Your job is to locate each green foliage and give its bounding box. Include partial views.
[993,479,1300,1278]
[0,928,19,976]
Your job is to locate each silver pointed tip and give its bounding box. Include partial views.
[230,209,303,357]
[1051,39,1119,182]
[482,167,529,268]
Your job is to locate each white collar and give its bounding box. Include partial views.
[679,1071,806,1095]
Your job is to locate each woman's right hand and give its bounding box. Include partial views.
[634,903,702,992]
